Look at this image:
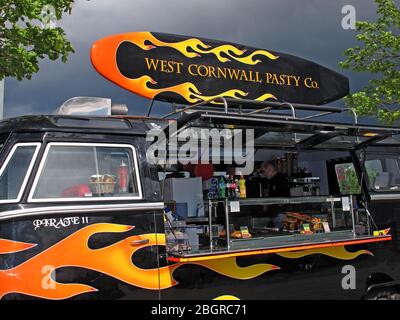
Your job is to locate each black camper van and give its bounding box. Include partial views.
[0,96,399,300]
[1,32,399,300]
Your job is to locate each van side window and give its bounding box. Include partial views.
[30,143,142,201]
[0,143,40,202]
[364,153,400,192]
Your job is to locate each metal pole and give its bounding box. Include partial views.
[344,108,358,125]
[217,97,228,114]
[0,79,4,120]
[146,98,155,117]
[330,201,336,229]
[349,196,356,238]
[208,200,213,250]
[225,198,230,249]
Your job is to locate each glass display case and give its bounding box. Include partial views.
[166,194,376,260]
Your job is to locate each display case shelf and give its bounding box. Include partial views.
[168,233,392,262]
[234,196,342,206]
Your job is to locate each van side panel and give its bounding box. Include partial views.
[0,209,162,300]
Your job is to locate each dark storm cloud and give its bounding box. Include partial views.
[3,0,383,122]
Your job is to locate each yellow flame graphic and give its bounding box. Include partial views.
[127,75,276,103]
[190,256,279,280]
[213,295,240,300]
[277,246,373,260]
[130,32,279,65]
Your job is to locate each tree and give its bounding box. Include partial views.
[340,0,400,124]
[0,0,75,81]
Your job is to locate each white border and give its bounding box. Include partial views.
[28,142,143,203]
[0,142,41,204]
[0,202,164,221]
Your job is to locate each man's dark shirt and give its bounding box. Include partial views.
[267,172,290,197]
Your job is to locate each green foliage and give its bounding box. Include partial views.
[338,164,362,195]
[340,0,400,124]
[337,163,379,195]
[0,0,75,80]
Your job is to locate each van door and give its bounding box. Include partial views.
[361,144,400,250]
[0,140,164,300]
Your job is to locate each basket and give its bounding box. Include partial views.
[89,181,116,195]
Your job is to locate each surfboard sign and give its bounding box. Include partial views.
[91,32,349,105]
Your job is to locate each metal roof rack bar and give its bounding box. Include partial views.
[301,107,358,125]
[159,96,345,120]
[161,97,228,119]
[221,97,344,113]
[146,98,155,117]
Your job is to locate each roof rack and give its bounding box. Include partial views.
[155,97,359,125]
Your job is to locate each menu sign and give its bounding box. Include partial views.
[91,32,349,105]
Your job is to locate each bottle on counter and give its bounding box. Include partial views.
[218,175,226,199]
[208,177,219,200]
[239,175,247,198]
[226,175,232,198]
[228,175,237,200]
[118,160,129,193]
[233,177,239,199]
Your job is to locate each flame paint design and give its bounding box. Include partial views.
[90,32,278,104]
[277,246,373,260]
[213,295,240,300]
[122,75,276,104]
[0,223,278,300]
[190,257,279,280]
[0,224,177,299]
[0,239,36,254]
[0,222,373,300]
[124,32,279,65]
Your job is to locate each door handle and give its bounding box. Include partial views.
[131,239,149,246]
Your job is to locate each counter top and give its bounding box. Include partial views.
[168,231,391,262]
[206,196,342,206]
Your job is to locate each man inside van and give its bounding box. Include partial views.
[261,160,290,197]
[260,160,291,229]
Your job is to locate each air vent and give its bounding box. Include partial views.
[55,97,128,116]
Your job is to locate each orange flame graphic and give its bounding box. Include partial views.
[125,32,279,65]
[277,246,372,260]
[0,239,36,254]
[0,224,178,299]
[0,223,278,300]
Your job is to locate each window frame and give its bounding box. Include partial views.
[28,142,143,203]
[363,150,400,194]
[0,142,41,204]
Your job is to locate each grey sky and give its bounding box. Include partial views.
[3,0,391,122]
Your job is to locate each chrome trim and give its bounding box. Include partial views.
[28,142,143,202]
[0,202,165,221]
[370,194,400,201]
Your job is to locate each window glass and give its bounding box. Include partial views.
[32,144,141,200]
[364,153,400,192]
[335,163,361,195]
[0,145,38,201]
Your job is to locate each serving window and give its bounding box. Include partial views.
[159,115,392,261]
[29,143,142,201]
[161,146,385,261]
